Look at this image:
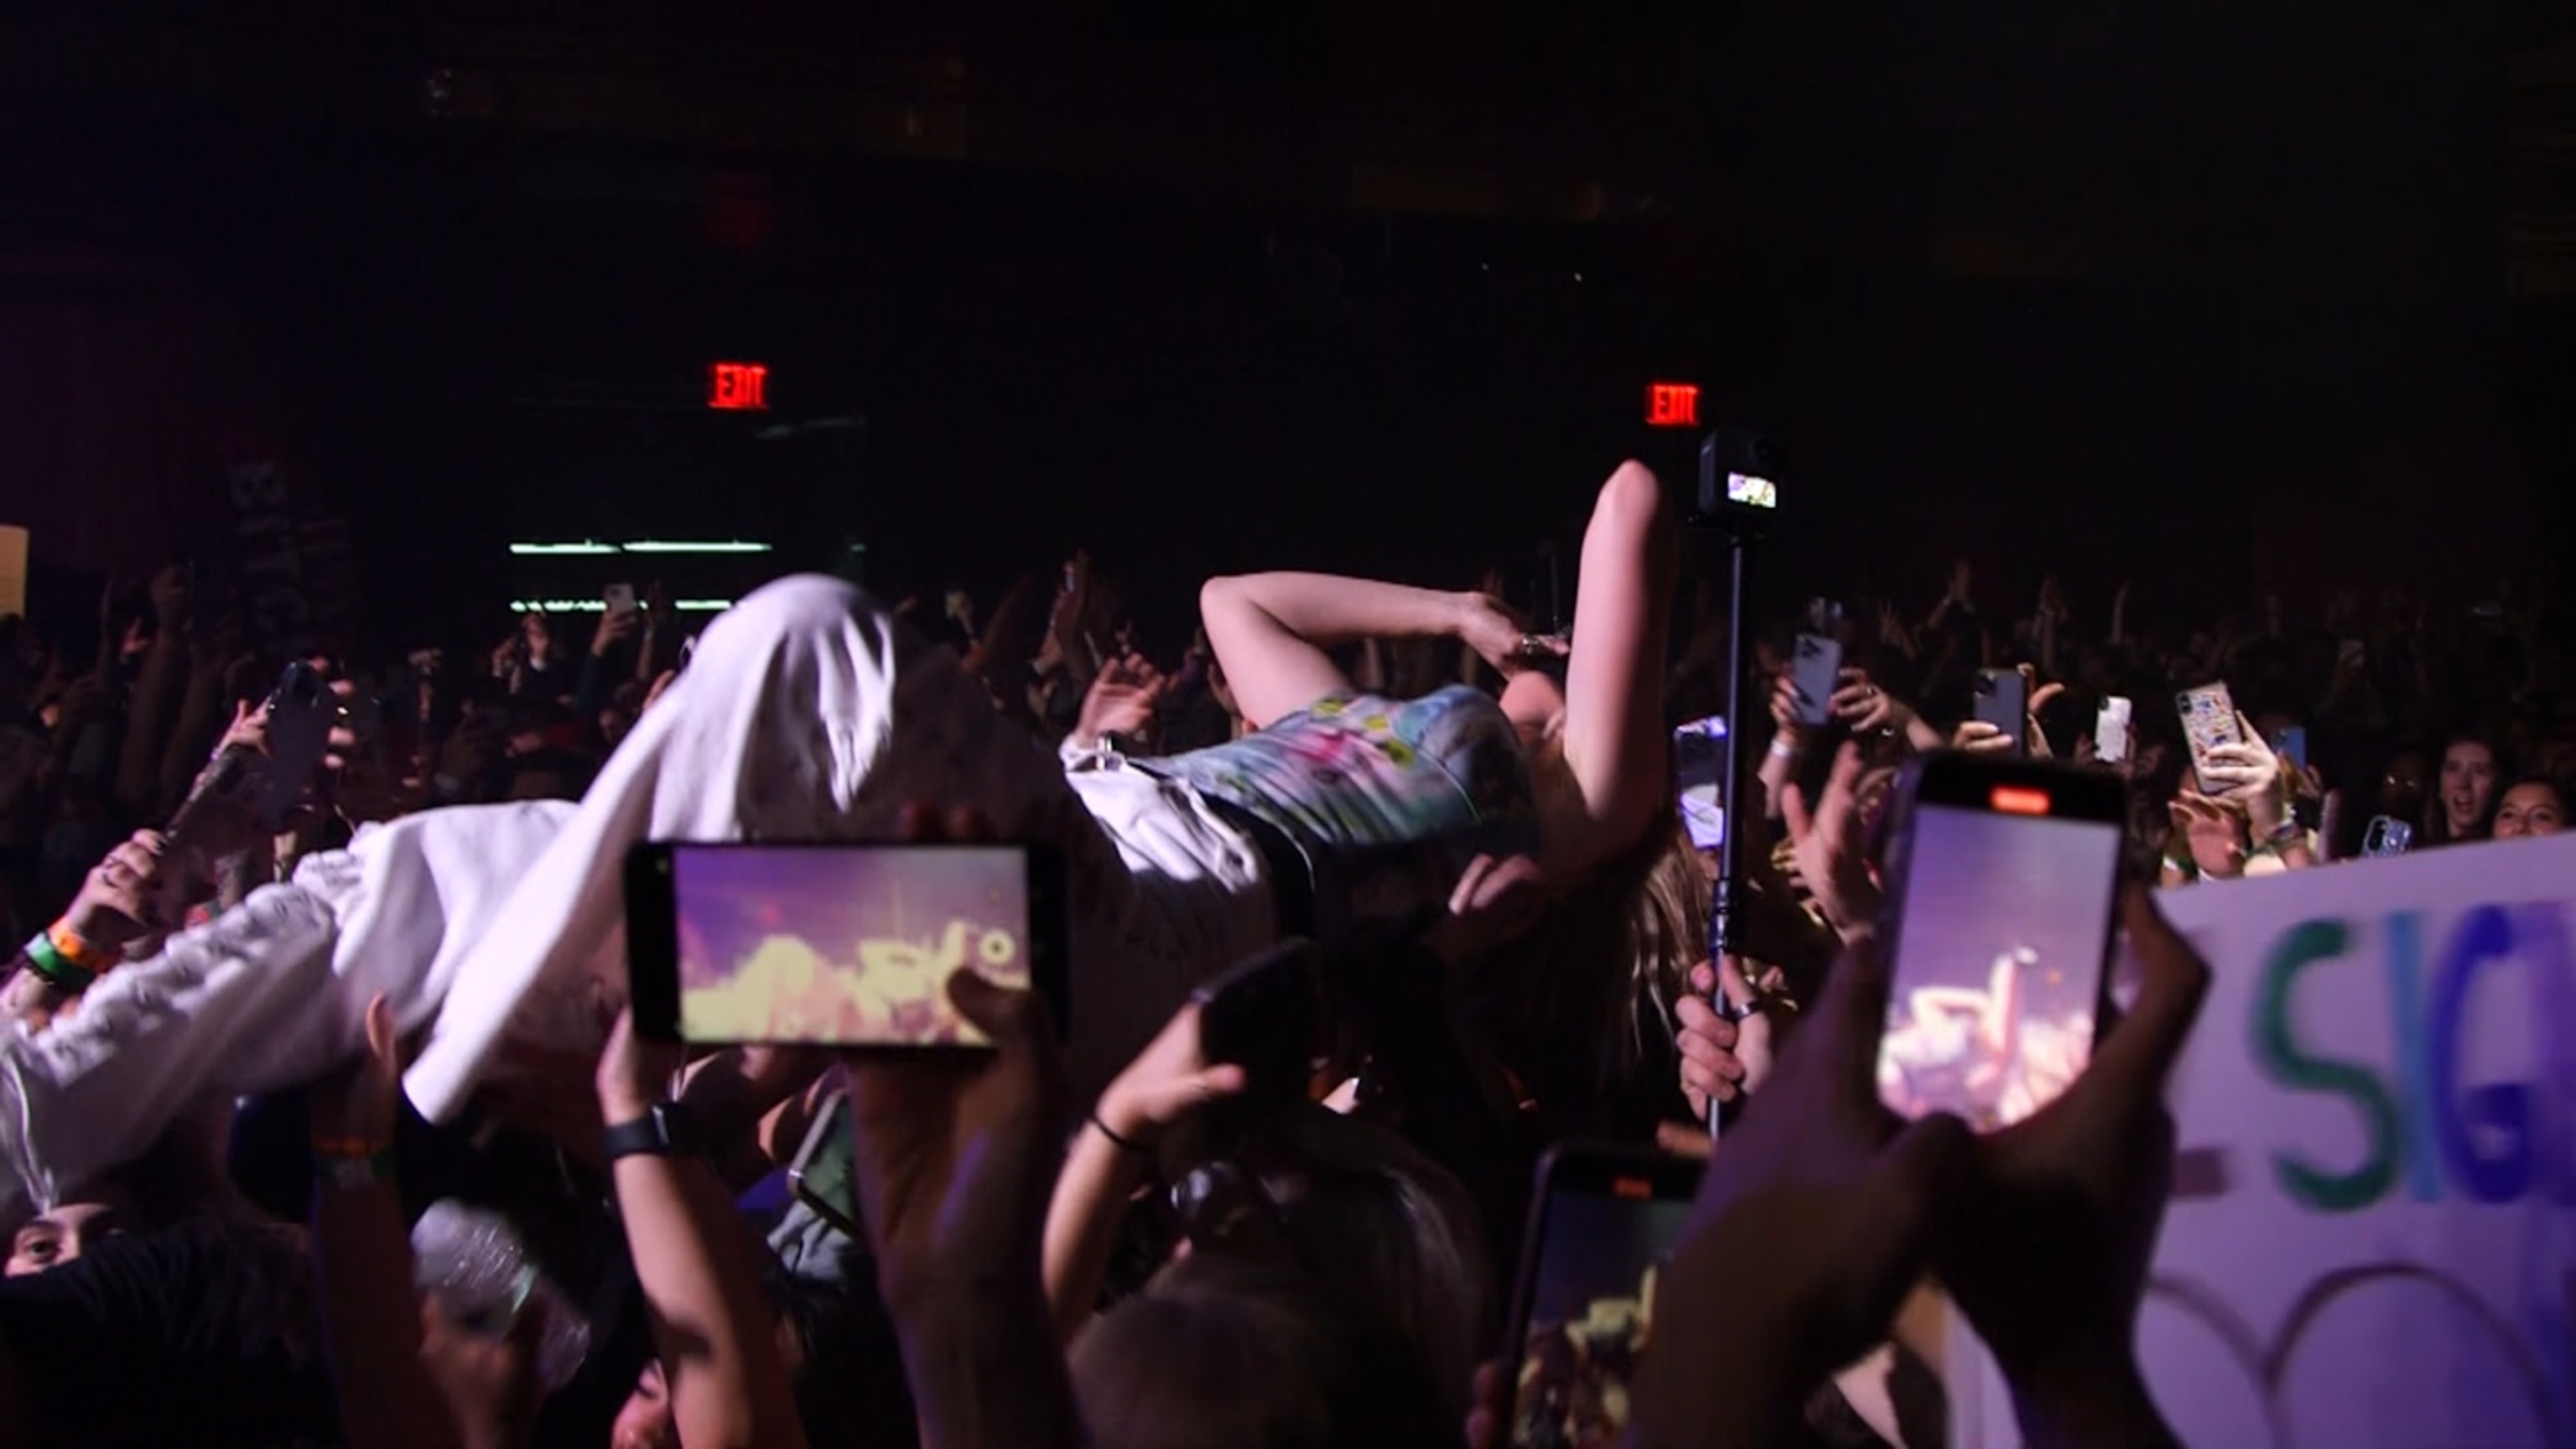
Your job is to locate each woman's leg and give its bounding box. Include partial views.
[402,576,1155,1121]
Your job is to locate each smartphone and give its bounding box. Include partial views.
[2272,726,2309,772]
[1972,667,2029,756]
[258,661,339,829]
[1873,754,2125,1133]
[786,1088,862,1241]
[1193,939,1322,1109]
[1789,633,1843,728]
[2094,696,2134,766]
[2175,683,2245,793]
[2363,816,2413,858]
[603,583,639,616]
[1672,715,1726,850]
[1498,1145,1702,1449]
[624,840,1068,1046]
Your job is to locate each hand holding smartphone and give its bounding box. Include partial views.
[1192,940,1322,1111]
[1497,1145,1701,1448]
[624,840,1068,1047]
[1972,667,2031,755]
[1872,754,2124,1133]
[2175,683,2246,794]
[1789,633,1844,728]
[2094,696,2134,766]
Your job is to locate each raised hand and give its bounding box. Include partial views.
[1093,1002,1244,1150]
[65,829,190,951]
[1633,936,1971,1446]
[844,804,1066,1318]
[2195,713,2288,838]
[1456,593,1561,679]
[1828,667,1910,737]
[1426,853,1550,969]
[1072,653,1166,750]
[1932,889,2209,1449]
[2166,792,2246,880]
[1780,742,1883,939]
[1675,957,1770,1115]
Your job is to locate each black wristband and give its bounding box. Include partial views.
[602,1103,704,1163]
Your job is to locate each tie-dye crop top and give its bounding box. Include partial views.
[1141,685,1540,941]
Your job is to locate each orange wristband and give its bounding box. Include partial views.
[45,922,116,976]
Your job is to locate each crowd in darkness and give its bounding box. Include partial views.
[0,460,2562,1446]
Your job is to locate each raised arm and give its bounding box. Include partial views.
[1555,461,1679,870]
[1197,574,1475,729]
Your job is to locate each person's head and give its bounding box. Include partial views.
[2426,732,2503,844]
[1072,1249,1455,1449]
[2380,747,2428,821]
[1226,1107,1492,1416]
[6,1193,133,1276]
[611,1258,910,1449]
[1497,745,1706,1115]
[2490,776,2567,839]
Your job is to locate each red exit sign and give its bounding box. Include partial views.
[1646,382,1701,428]
[709,361,769,411]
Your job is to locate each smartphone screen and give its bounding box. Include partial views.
[1877,760,2122,1132]
[627,842,1064,1046]
[2272,725,2309,772]
[787,1090,861,1239]
[1673,715,1727,850]
[603,583,638,615]
[1501,1148,1701,1449]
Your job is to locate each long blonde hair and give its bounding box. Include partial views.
[1472,735,1706,1123]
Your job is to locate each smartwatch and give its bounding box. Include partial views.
[602,1102,704,1164]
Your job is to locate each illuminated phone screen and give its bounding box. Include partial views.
[1673,715,1727,850]
[671,844,1030,1046]
[1877,804,2119,1131]
[1507,1175,1695,1447]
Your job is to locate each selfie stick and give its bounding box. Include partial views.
[1691,431,1773,1144]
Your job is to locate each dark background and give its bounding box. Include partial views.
[2,1,2568,656]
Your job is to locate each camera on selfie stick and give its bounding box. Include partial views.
[1688,428,1780,1142]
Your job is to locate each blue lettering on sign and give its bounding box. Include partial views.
[2253,901,2573,1212]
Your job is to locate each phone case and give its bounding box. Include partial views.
[2175,684,2243,792]
[1973,669,2029,753]
[1789,635,1842,727]
[257,664,339,828]
[2094,698,2133,766]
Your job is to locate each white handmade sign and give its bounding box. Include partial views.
[1949,834,2576,1448]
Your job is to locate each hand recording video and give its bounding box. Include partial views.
[1508,1178,1696,1448]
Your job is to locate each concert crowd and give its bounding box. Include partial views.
[0,462,2563,1448]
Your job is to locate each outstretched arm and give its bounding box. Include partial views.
[1555,461,1679,871]
[1198,574,1472,730]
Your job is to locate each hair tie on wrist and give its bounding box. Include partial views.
[1089,1110,1156,1156]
